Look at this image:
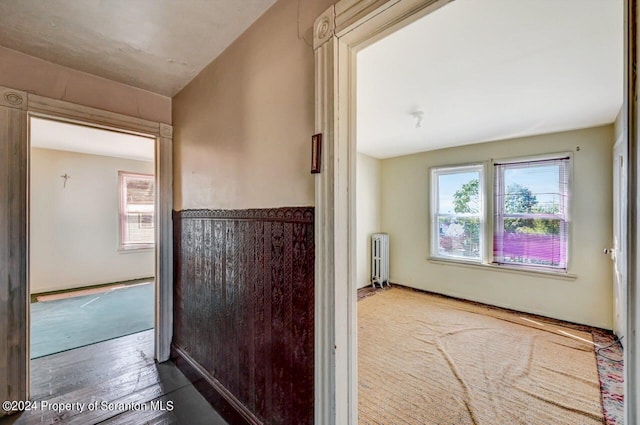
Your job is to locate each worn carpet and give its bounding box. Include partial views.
[358,288,604,425]
[592,330,624,425]
[30,282,154,358]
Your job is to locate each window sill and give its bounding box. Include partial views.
[427,257,577,280]
[119,245,155,253]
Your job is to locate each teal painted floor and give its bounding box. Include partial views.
[30,282,154,359]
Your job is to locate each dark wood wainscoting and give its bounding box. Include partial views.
[172,208,315,425]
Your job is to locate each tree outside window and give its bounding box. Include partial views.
[431,165,483,261]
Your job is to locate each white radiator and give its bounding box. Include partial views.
[371,233,390,288]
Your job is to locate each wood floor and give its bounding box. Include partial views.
[0,330,227,425]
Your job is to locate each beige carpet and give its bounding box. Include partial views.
[358,288,604,425]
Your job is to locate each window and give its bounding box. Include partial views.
[430,155,571,273]
[493,157,569,270]
[119,171,155,250]
[431,165,483,261]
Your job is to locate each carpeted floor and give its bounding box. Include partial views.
[358,288,605,425]
[30,282,155,359]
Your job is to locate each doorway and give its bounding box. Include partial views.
[28,117,157,361]
[0,89,173,411]
[354,1,622,422]
[312,0,638,423]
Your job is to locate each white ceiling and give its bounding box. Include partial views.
[0,0,276,96]
[31,117,155,162]
[357,0,624,159]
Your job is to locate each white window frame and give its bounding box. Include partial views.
[492,154,572,272]
[430,164,484,263]
[428,154,572,274]
[119,171,155,251]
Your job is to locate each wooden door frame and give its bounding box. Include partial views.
[312,0,639,423]
[0,87,173,409]
[626,0,639,422]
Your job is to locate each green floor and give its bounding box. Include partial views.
[30,282,154,359]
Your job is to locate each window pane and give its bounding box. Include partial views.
[504,164,564,215]
[126,177,155,205]
[120,172,155,247]
[494,158,569,269]
[125,213,155,244]
[437,216,480,259]
[496,218,566,267]
[438,171,480,214]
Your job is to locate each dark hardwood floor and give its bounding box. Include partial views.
[0,330,227,425]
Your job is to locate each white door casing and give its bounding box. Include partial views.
[613,136,627,345]
[626,1,640,423]
[313,1,453,424]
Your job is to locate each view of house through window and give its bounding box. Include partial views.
[119,171,155,249]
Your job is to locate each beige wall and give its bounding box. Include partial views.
[30,148,155,294]
[381,125,615,329]
[172,0,334,210]
[0,46,171,124]
[356,153,382,288]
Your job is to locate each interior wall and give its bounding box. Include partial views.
[0,46,171,124]
[172,0,332,210]
[356,153,382,288]
[381,125,615,329]
[30,148,155,294]
[170,0,334,422]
